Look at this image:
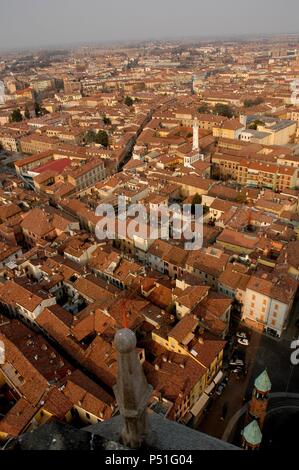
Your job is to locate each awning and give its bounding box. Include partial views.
[190,393,209,417]
[213,370,224,385]
[205,381,215,395]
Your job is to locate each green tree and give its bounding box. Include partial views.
[248,119,265,130]
[244,97,264,108]
[34,102,42,117]
[124,95,134,107]
[213,103,234,118]
[85,130,97,144]
[191,193,203,215]
[197,103,209,114]
[96,130,109,147]
[10,109,23,122]
[166,302,176,315]
[212,165,221,180]
[85,129,109,147]
[24,106,31,119]
[34,102,48,117]
[102,115,111,125]
[192,193,202,205]
[244,99,253,108]
[203,204,209,215]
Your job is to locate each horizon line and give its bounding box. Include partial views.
[1,30,299,55]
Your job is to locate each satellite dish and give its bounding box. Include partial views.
[0,340,5,365]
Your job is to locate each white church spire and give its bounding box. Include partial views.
[193,117,199,151]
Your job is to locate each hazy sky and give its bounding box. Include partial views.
[1,0,299,51]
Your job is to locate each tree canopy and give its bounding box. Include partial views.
[85,130,97,144]
[213,103,234,118]
[97,130,109,147]
[102,115,111,126]
[85,129,109,147]
[248,119,265,130]
[124,95,134,107]
[34,102,42,117]
[203,204,209,215]
[192,193,202,205]
[24,106,31,119]
[10,109,22,122]
[191,193,203,215]
[197,103,209,114]
[244,97,264,108]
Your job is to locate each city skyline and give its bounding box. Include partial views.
[1,0,299,51]
[1,2,299,456]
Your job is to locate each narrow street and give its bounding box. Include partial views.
[198,302,299,440]
[197,329,258,439]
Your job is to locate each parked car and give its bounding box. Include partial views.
[238,338,249,346]
[236,332,247,339]
[232,367,244,374]
[219,379,228,390]
[229,358,244,367]
[216,384,225,396]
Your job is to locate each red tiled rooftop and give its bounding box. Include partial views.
[32,158,72,174]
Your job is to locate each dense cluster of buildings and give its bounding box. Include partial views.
[0,38,299,443]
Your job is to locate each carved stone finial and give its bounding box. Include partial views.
[113,328,152,449]
[114,328,136,353]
